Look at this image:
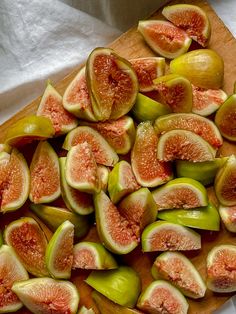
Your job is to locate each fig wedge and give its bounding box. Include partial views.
[219,205,236,233]
[97,165,109,191]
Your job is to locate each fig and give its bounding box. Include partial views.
[46,220,74,279]
[63,66,97,121]
[207,244,236,293]
[158,202,220,231]
[219,205,236,232]
[154,113,223,149]
[132,93,171,122]
[59,157,94,215]
[12,277,79,314]
[152,177,208,210]
[129,57,165,92]
[97,165,109,191]
[37,82,78,135]
[65,142,101,194]
[152,252,206,299]
[85,266,141,308]
[153,74,192,113]
[86,47,138,120]
[142,221,201,252]
[4,115,55,147]
[192,85,227,116]
[0,143,11,153]
[79,116,136,155]
[138,20,192,59]
[29,141,61,203]
[0,245,29,313]
[131,121,173,187]
[63,126,119,166]
[170,49,224,89]
[137,280,189,314]
[78,306,95,314]
[215,94,236,141]
[108,160,140,204]
[30,204,89,238]
[73,241,118,270]
[94,191,138,254]
[214,155,236,206]
[157,129,216,162]
[162,4,211,47]
[4,217,49,277]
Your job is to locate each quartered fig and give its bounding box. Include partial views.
[219,205,236,232]
[97,165,109,191]
[152,252,206,299]
[85,266,141,308]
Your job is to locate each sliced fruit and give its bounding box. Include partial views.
[78,306,95,314]
[29,141,61,203]
[152,177,208,210]
[0,245,29,313]
[154,113,223,149]
[79,116,135,155]
[158,202,220,231]
[86,47,138,120]
[97,165,109,191]
[153,74,192,113]
[4,115,55,147]
[73,241,117,270]
[215,94,236,141]
[46,220,74,279]
[63,66,97,121]
[152,252,206,299]
[170,49,224,89]
[4,217,49,277]
[192,85,227,116]
[132,93,171,122]
[157,129,216,162]
[12,278,79,314]
[162,4,211,47]
[219,205,236,232]
[108,160,140,204]
[207,244,236,292]
[65,142,100,194]
[85,266,141,308]
[0,143,11,153]
[129,57,165,92]
[63,126,119,166]
[142,221,201,252]
[131,121,173,187]
[138,20,192,59]
[94,191,138,254]
[137,280,189,314]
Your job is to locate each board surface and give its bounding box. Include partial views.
[1,1,236,313]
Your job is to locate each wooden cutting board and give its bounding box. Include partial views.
[1,1,236,313]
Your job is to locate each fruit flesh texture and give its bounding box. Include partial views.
[219,205,236,232]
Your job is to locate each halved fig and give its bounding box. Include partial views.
[29,141,61,203]
[207,244,236,292]
[214,155,236,206]
[94,191,138,254]
[219,205,236,232]
[86,47,138,120]
[12,278,79,314]
[157,129,216,162]
[46,220,74,279]
[4,217,49,277]
[153,74,192,113]
[131,121,173,187]
[78,306,95,314]
[152,177,208,210]
[63,126,119,166]
[129,57,165,92]
[0,245,29,313]
[137,280,189,314]
[97,165,109,191]
[155,113,223,149]
[108,160,140,204]
[152,252,206,299]
[73,241,118,270]
[138,20,192,59]
[85,266,141,308]
[65,142,100,194]
[142,221,201,252]
[30,204,89,239]
[170,49,224,89]
[162,4,211,47]
[215,94,236,141]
